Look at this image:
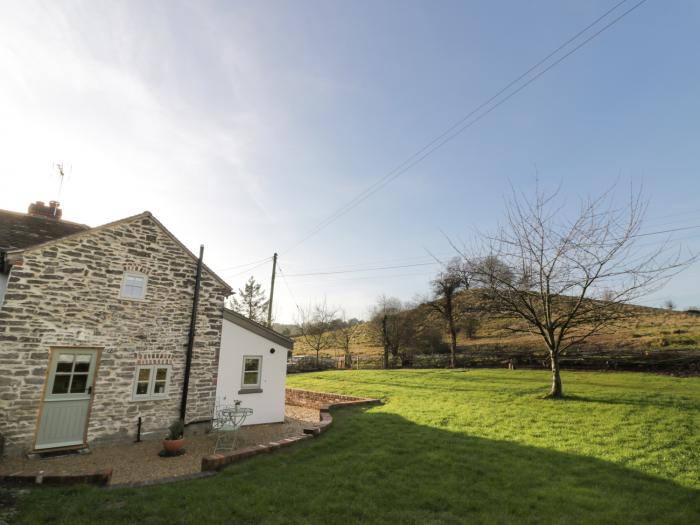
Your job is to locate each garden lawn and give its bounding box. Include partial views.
[8,369,700,524]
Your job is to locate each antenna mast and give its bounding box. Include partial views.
[55,163,66,199]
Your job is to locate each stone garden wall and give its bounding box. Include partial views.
[285,388,379,409]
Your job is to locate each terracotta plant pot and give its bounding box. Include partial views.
[162,438,185,454]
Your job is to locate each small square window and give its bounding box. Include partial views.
[120,272,147,300]
[132,365,170,400]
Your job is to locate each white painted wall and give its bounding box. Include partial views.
[216,318,289,425]
[0,272,8,310]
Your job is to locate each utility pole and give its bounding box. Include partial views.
[267,253,277,327]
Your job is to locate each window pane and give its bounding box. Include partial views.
[56,354,74,373]
[153,381,166,394]
[243,371,259,385]
[70,374,88,393]
[155,368,168,381]
[74,354,91,373]
[136,381,149,395]
[244,358,260,372]
[122,273,146,298]
[52,374,71,394]
[138,368,151,382]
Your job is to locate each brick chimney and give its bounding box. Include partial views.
[28,200,63,220]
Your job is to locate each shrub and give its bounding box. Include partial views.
[166,420,184,440]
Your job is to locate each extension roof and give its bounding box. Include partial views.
[223,308,294,349]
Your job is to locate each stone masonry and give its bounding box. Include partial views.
[0,213,230,456]
[285,388,378,409]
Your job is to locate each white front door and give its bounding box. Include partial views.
[35,348,99,450]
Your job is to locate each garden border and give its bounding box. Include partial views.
[0,390,381,486]
[0,469,112,487]
[200,389,381,472]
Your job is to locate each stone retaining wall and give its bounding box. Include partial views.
[285,388,377,409]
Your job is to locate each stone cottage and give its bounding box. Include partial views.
[0,202,231,456]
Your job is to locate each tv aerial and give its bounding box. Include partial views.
[53,162,71,199]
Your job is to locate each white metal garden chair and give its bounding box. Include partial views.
[211,400,253,454]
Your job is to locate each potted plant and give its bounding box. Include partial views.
[162,419,185,455]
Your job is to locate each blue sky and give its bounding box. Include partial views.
[1,0,699,321]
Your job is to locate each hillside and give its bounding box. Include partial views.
[293,292,700,360]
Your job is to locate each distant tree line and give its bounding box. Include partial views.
[293,184,695,399]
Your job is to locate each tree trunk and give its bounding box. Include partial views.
[344,350,352,369]
[446,295,456,368]
[448,320,457,369]
[547,351,563,398]
[316,348,320,369]
[382,315,389,369]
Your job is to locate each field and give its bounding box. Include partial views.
[293,306,700,360]
[7,369,700,524]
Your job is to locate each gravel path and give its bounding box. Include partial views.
[0,405,319,485]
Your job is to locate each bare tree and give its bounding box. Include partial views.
[298,299,338,368]
[462,185,689,398]
[370,296,412,369]
[333,312,362,369]
[427,258,472,367]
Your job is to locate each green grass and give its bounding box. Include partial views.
[9,370,700,524]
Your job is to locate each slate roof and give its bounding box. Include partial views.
[0,209,232,293]
[0,209,90,253]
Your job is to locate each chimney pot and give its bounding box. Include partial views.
[28,200,62,220]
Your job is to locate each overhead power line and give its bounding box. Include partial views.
[281,224,698,280]
[285,270,440,286]
[280,252,455,274]
[281,0,649,255]
[217,256,273,273]
[220,257,273,278]
[634,225,700,238]
[284,261,441,278]
[277,264,303,315]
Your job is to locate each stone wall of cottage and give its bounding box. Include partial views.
[0,214,228,456]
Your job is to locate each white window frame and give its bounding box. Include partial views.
[120,271,148,300]
[131,364,171,401]
[240,355,262,391]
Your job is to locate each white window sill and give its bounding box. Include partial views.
[238,388,263,394]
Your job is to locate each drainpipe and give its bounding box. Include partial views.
[180,245,204,422]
